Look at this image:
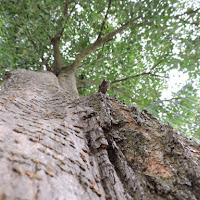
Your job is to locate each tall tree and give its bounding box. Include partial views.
[1,0,199,137]
[0,1,200,199]
[1,0,199,98]
[0,68,200,200]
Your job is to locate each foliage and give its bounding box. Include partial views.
[0,0,199,139]
[146,82,200,142]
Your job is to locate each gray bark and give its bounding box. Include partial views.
[0,69,200,200]
[57,67,79,99]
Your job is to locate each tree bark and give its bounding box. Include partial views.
[51,37,62,75]
[58,66,79,99]
[0,69,200,200]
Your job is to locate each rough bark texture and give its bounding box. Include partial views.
[0,69,200,200]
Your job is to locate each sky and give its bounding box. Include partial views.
[161,69,189,99]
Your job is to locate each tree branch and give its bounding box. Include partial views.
[160,98,181,102]
[71,16,142,71]
[111,72,168,84]
[51,37,62,75]
[97,0,112,39]
[63,0,69,16]
[51,1,76,74]
[150,53,169,72]
[174,7,200,27]
[54,0,76,39]
[111,55,169,84]
[59,1,77,39]
[175,7,200,18]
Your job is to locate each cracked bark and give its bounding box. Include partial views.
[0,69,200,200]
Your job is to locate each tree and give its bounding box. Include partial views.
[1,0,200,138]
[1,0,199,99]
[0,0,200,199]
[1,69,200,200]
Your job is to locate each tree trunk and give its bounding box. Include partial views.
[0,69,200,200]
[57,67,79,99]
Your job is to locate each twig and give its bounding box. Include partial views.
[175,7,200,18]
[150,54,169,72]
[98,0,112,39]
[50,0,76,41]
[111,72,168,84]
[59,1,77,38]
[111,54,169,84]
[160,98,181,102]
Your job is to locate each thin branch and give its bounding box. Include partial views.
[175,7,200,18]
[98,0,112,39]
[54,0,72,39]
[150,53,169,72]
[63,0,69,16]
[174,7,200,27]
[177,17,200,27]
[48,0,76,41]
[160,98,181,102]
[71,15,142,71]
[111,72,148,84]
[59,1,77,39]
[111,54,169,84]
[112,53,169,83]
[111,72,168,84]
[51,1,77,74]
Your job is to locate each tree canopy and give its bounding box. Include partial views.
[0,0,200,140]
